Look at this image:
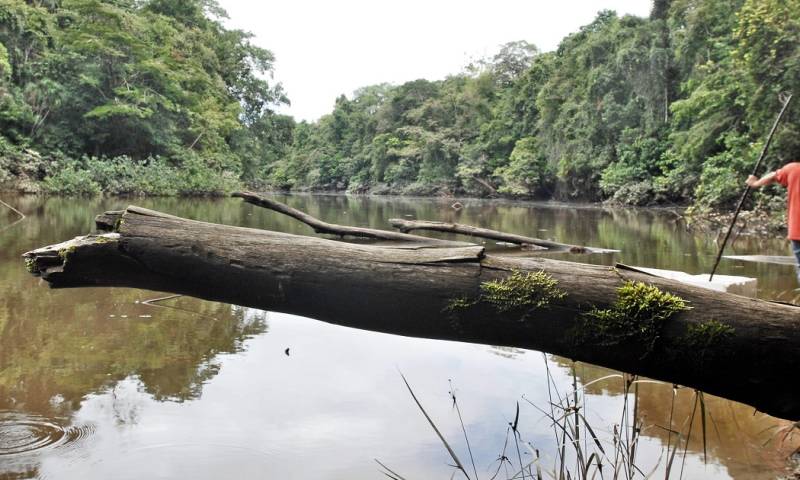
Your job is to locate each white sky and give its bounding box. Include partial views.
[217,0,653,122]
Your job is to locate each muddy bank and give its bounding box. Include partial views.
[684,208,788,240]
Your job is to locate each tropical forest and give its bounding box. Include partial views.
[2,1,800,479]
[0,0,797,211]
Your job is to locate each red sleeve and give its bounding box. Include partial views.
[776,165,790,186]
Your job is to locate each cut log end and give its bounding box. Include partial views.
[23,233,121,285]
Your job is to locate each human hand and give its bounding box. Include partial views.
[746,175,759,187]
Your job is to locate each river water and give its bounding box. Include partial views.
[0,194,798,479]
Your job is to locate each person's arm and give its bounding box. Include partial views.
[746,171,777,188]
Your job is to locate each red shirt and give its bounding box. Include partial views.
[775,162,800,240]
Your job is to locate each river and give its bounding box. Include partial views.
[1,194,798,479]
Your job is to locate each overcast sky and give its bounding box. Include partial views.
[217,0,653,122]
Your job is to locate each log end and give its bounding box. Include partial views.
[22,233,121,285]
[95,210,124,231]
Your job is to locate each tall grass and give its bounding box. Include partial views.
[380,357,728,480]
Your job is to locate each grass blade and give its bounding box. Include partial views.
[400,372,472,480]
[576,412,606,455]
[450,380,480,480]
[698,392,707,464]
[375,459,408,480]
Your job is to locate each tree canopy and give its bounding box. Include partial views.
[2,0,799,209]
[1,0,290,195]
[267,0,800,209]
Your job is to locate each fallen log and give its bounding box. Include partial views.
[233,191,472,246]
[22,206,800,420]
[389,218,617,253]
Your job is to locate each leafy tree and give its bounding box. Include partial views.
[0,0,289,195]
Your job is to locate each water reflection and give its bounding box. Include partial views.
[1,194,798,479]
[1,199,268,477]
[551,359,799,479]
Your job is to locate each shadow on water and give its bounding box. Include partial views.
[1,194,798,479]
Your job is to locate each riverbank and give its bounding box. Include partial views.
[2,180,790,244]
[683,207,788,240]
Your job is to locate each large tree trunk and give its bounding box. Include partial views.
[23,206,800,420]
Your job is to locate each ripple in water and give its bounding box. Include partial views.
[0,411,95,457]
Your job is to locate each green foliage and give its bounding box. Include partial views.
[683,319,735,351]
[4,0,799,207]
[495,137,552,196]
[0,41,10,80]
[0,0,289,193]
[272,2,798,210]
[582,281,689,356]
[444,295,478,313]
[42,163,101,196]
[678,318,736,366]
[480,270,566,313]
[41,154,239,196]
[445,270,565,321]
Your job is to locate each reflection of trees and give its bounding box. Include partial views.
[0,287,266,414]
[1,203,268,417]
[487,345,526,359]
[547,356,800,479]
[4,194,800,478]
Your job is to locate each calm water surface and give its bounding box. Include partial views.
[0,194,798,479]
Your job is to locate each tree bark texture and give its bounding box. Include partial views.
[23,206,800,420]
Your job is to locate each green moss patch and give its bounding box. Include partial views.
[445,296,478,312]
[446,270,566,319]
[24,257,38,274]
[57,245,77,265]
[681,319,735,363]
[480,270,566,312]
[581,281,690,357]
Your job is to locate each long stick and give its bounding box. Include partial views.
[709,93,793,281]
[0,198,26,233]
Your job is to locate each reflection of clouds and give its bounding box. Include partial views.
[25,312,788,479]
[109,377,146,426]
[487,345,527,359]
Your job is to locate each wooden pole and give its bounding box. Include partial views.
[709,93,793,280]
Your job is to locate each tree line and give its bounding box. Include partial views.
[1,0,292,195]
[2,0,799,209]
